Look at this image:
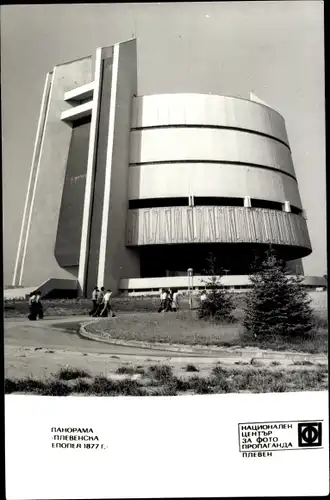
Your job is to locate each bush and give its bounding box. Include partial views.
[18,378,46,392]
[291,360,314,366]
[40,380,71,396]
[185,364,199,372]
[211,365,228,377]
[116,366,146,375]
[55,367,91,380]
[152,384,179,396]
[72,380,91,393]
[116,366,136,375]
[91,377,117,394]
[90,376,146,396]
[243,250,314,337]
[5,378,19,393]
[188,376,214,394]
[148,365,174,384]
[114,379,146,396]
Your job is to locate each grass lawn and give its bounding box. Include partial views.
[4,296,163,318]
[85,311,328,354]
[86,311,242,345]
[4,294,247,318]
[5,363,328,396]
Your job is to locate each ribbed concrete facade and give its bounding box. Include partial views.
[13,40,313,297]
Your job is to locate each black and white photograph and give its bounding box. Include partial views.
[3,0,327,398]
[2,2,328,497]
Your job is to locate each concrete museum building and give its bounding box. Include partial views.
[12,39,323,297]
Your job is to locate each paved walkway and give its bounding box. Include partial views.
[4,315,204,357]
[4,315,327,380]
[4,315,217,380]
[6,314,327,360]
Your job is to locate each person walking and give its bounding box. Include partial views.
[107,289,116,317]
[165,289,172,312]
[93,287,105,317]
[35,291,44,319]
[172,289,180,312]
[89,286,99,316]
[158,289,168,313]
[100,289,115,317]
[28,291,37,320]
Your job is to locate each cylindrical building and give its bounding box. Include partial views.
[126,93,311,277]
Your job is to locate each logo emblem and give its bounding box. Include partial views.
[298,422,322,447]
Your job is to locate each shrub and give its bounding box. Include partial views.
[91,377,117,395]
[185,364,199,372]
[213,377,232,393]
[152,385,178,396]
[291,360,314,366]
[114,379,146,396]
[243,250,314,338]
[188,376,214,394]
[90,376,146,396]
[18,378,46,392]
[55,367,91,380]
[211,365,228,376]
[116,366,146,375]
[250,358,263,367]
[148,365,174,384]
[72,380,91,393]
[210,366,234,392]
[116,366,136,375]
[172,377,191,392]
[6,377,46,394]
[40,380,71,396]
[5,378,19,394]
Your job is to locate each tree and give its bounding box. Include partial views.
[243,250,314,337]
[197,253,235,322]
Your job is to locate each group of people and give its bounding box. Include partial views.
[158,288,180,313]
[28,291,43,320]
[89,286,115,318]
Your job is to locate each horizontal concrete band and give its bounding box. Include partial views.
[131,124,290,150]
[126,206,311,250]
[128,197,302,214]
[131,94,289,146]
[119,275,326,290]
[128,160,297,181]
[128,163,301,207]
[129,128,295,177]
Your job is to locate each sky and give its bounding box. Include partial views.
[1,1,325,285]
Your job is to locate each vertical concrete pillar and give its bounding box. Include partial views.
[96,39,140,295]
[14,57,93,286]
[78,46,113,296]
[244,196,252,208]
[12,72,52,285]
[283,200,291,212]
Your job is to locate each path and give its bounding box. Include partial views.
[5,315,210,379]
[5,315,327,380]
[5,315,204,357]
